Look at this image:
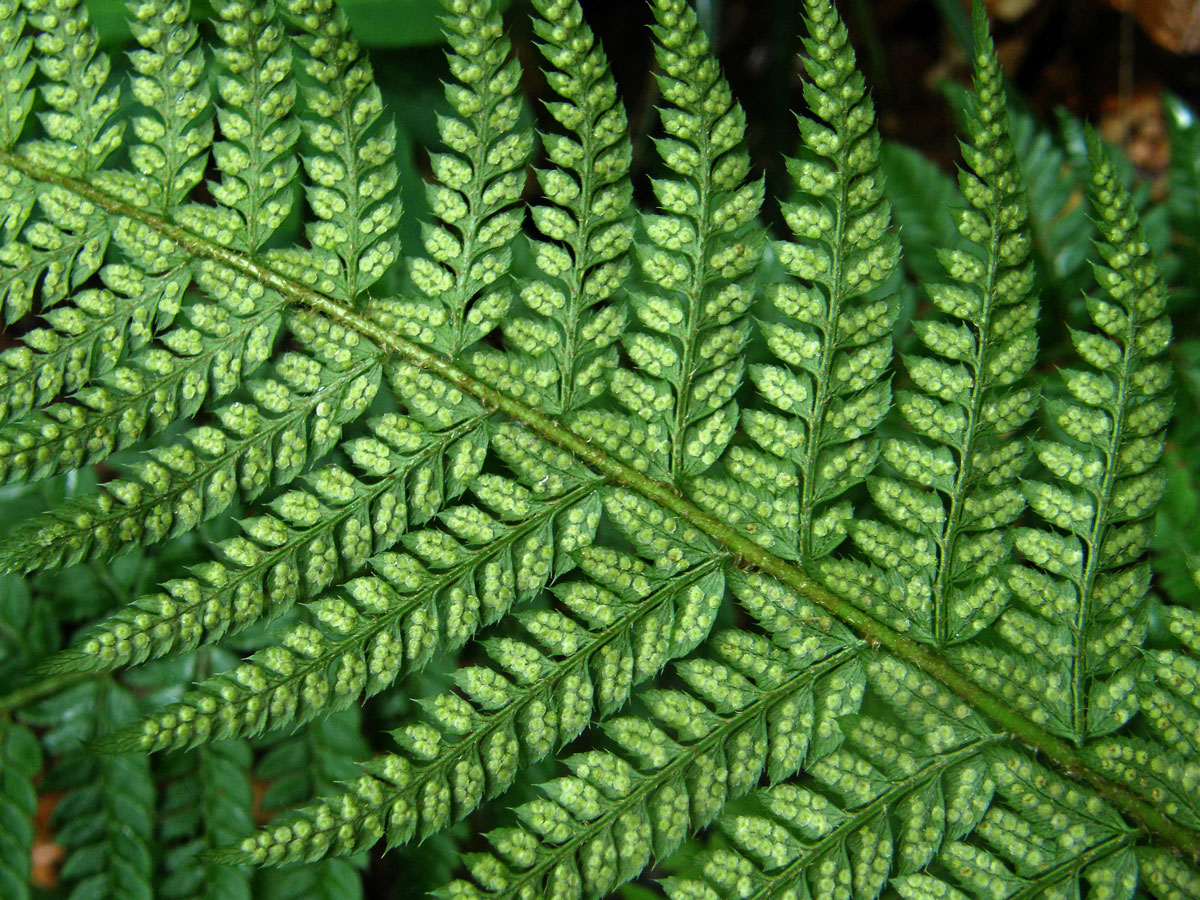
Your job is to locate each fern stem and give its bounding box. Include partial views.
[6,149,1199,858]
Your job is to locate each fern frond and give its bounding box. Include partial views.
[24,680,156,900]
[881,140,963,287]
[103,437,599,751]
[438,572,863,899]
[397,0,530,358]
[0,1,32,155]
[221,499,721,865]
[0,257,281,485]
[663,659,996,900]
[1005,99,1092,310]
[0,256,183,426]
[281,0,400,302]
[157,739,255,900]
[1137,848,1200,900]
[959,132,1172,742]
[39,379,486,674]
[22,0,121,175]
[127,1,212,210]
[0,720,39,900]
[0,0,116,322]
[1139,604,1200,759]
[609,0,762,482]
[0,0,292,424]
[895,748,1136,900]
[742,0,898,564]
[498,0,633,415]
[0,316,380,572]
[254,708,368,900]
[210,0,300,254]
[1,0,1199,892]
[834,6,1037,648]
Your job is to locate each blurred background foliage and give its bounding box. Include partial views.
[5,1,1197,897]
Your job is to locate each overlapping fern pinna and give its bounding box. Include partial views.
[0,0,1198,898]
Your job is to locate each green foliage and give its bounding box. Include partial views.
[24,680,156,900]
[1,1,1199,899]
[0,721,39,900]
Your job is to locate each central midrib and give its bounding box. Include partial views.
[5,149,1196,858]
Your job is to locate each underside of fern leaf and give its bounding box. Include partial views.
[1,1,1199,899]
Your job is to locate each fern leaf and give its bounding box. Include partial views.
[840,6,1038,648]
[23,680,156,900]
[0,329,379,572]
[664,660,996,900]
[0,720,39,900]
[127,1,212,210]
[610,0,762,482]
[254,708,367,900]
[210,0,300,253]
[40,386,487,675]
[104,441,599,751]
[0,0,116,322]
[1005,99,1093,311]
[900,748,1135,900]
[0,257,184,426]
[1,0,1198,893]
[22,0,122,175]
[280,0,400,302]
[0,257,281,485]
[1139,604,1200,759]
[1138,847,1200,900]
[438,570,863,900]
[157,738,255,900]
[0,1,32,155]
[960,131,1173,742]
[221,503,722,865]
[500,0,633,415]
[400,0,530,358]
[744,0,899,564]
